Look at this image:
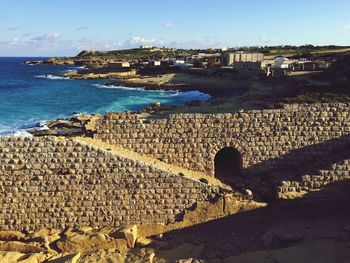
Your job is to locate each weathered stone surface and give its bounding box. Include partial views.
[0,136,215,231]
[262,230,304,248]
[0,231,25,241]
[0,241,47,253]
[0,251,45,263]
[27,228,61,251]
[111,225,138,248]
[46,252,81,263]
[93,103,350,198]
[0,103,349,232]
[57,230,127,253]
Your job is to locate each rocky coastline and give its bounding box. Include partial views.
[25,56,252,98]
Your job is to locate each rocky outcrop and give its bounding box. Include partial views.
[63,70,137,79]
[24,58,75,66]
[28,114,100,137]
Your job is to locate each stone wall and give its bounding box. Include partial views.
[1,103,350,230]
[0,137,218,231]
[93,103,350,197]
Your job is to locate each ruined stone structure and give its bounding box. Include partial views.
[93,103,350,198]
[0,137,220,230]
[0,103,349,230]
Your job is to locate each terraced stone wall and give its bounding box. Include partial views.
[93,103,350,196]
[0,137,217,230]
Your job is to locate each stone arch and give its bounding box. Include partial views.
[214,147,242,180]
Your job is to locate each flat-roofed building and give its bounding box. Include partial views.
[108,61,130,68]
[221,52,264,66]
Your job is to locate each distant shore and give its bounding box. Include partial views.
[64,69,251,97]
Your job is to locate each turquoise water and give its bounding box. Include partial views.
[0,57,210,136]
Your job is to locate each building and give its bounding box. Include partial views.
[148,60,161,66]
[266,67,291,77]
[108,61,130,68]
[221,52,264,66]
[291,61,323,71]
[140,45,153,49]
[169,59,185,65]
[274,56,290,68]
[232,61,262,71]
[264,57,292,77]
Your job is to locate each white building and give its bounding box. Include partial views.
[140,45,153,49]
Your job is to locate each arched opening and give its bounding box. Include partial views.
[214,147,242,180]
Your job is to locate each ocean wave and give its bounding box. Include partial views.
[93,84,146,91]
[65,66,86,73]
[0,119,49,137]
[92,84,179,95]
[0,128,32,137]
[35,74,70,80]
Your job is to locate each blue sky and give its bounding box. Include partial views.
[1,0,350,56]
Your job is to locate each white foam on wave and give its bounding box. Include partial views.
[92,84,180,95]
[0,119,50,137]
[13,130,33,137]
[35,74,70,80]
[93,84,146,91]
[65,66,86,73]
[180,90,211,99]
[0,128,33,137]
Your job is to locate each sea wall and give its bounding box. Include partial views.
[93,103,350,196]
[0,137,217,230]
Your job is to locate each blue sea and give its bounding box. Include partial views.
[0,57,210,136]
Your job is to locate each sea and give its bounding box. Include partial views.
[0,57,210,136]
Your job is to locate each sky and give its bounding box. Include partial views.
[1,0,350,56]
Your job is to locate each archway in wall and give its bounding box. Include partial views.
[214,147,242,180]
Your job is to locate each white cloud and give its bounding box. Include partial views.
[165,21,174,28]
[30,33,60,44]
[0,32,67,55]
[0,33,226,56]
[116,36,223,50]
[345,23,350,30]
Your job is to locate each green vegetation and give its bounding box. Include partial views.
[74,45,350,62]
[76,48,198,60]
[258,45,350,60]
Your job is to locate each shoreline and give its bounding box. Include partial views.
[108,77,249,97]
[63,69,252,97]
[0,91,213,137]
[17,55,350,137]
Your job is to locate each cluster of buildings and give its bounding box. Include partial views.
[220,51,330,77]
[101,46,330,78]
